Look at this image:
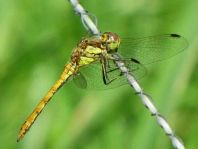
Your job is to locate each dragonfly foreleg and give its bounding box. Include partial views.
[101,58,116,85]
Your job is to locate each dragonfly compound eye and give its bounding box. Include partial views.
[105,32,120,52]
[101,34,108,42]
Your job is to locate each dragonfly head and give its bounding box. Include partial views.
[100,32,120,52]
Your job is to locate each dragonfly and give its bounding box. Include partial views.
[17,32,187,142]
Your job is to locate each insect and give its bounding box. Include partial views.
[17,32,187,142]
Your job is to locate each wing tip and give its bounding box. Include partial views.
[170,34,181,38]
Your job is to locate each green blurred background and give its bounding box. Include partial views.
[0,0,197,149]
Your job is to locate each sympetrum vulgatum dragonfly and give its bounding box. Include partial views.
[17,32,187,142]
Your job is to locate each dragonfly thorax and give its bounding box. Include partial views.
[100,32,120,53]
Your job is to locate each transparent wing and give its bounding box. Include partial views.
[123,58,147,80]
[73,72,88,89]
[119,34,188,64]
[73,34,187,89]
[74,59,146,89]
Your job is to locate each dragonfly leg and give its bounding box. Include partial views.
[106,67,119,73]
[101,58,117,85]
[106,58,121,73]
[106,58,141,77]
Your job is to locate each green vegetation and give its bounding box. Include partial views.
[0,0,197,148]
